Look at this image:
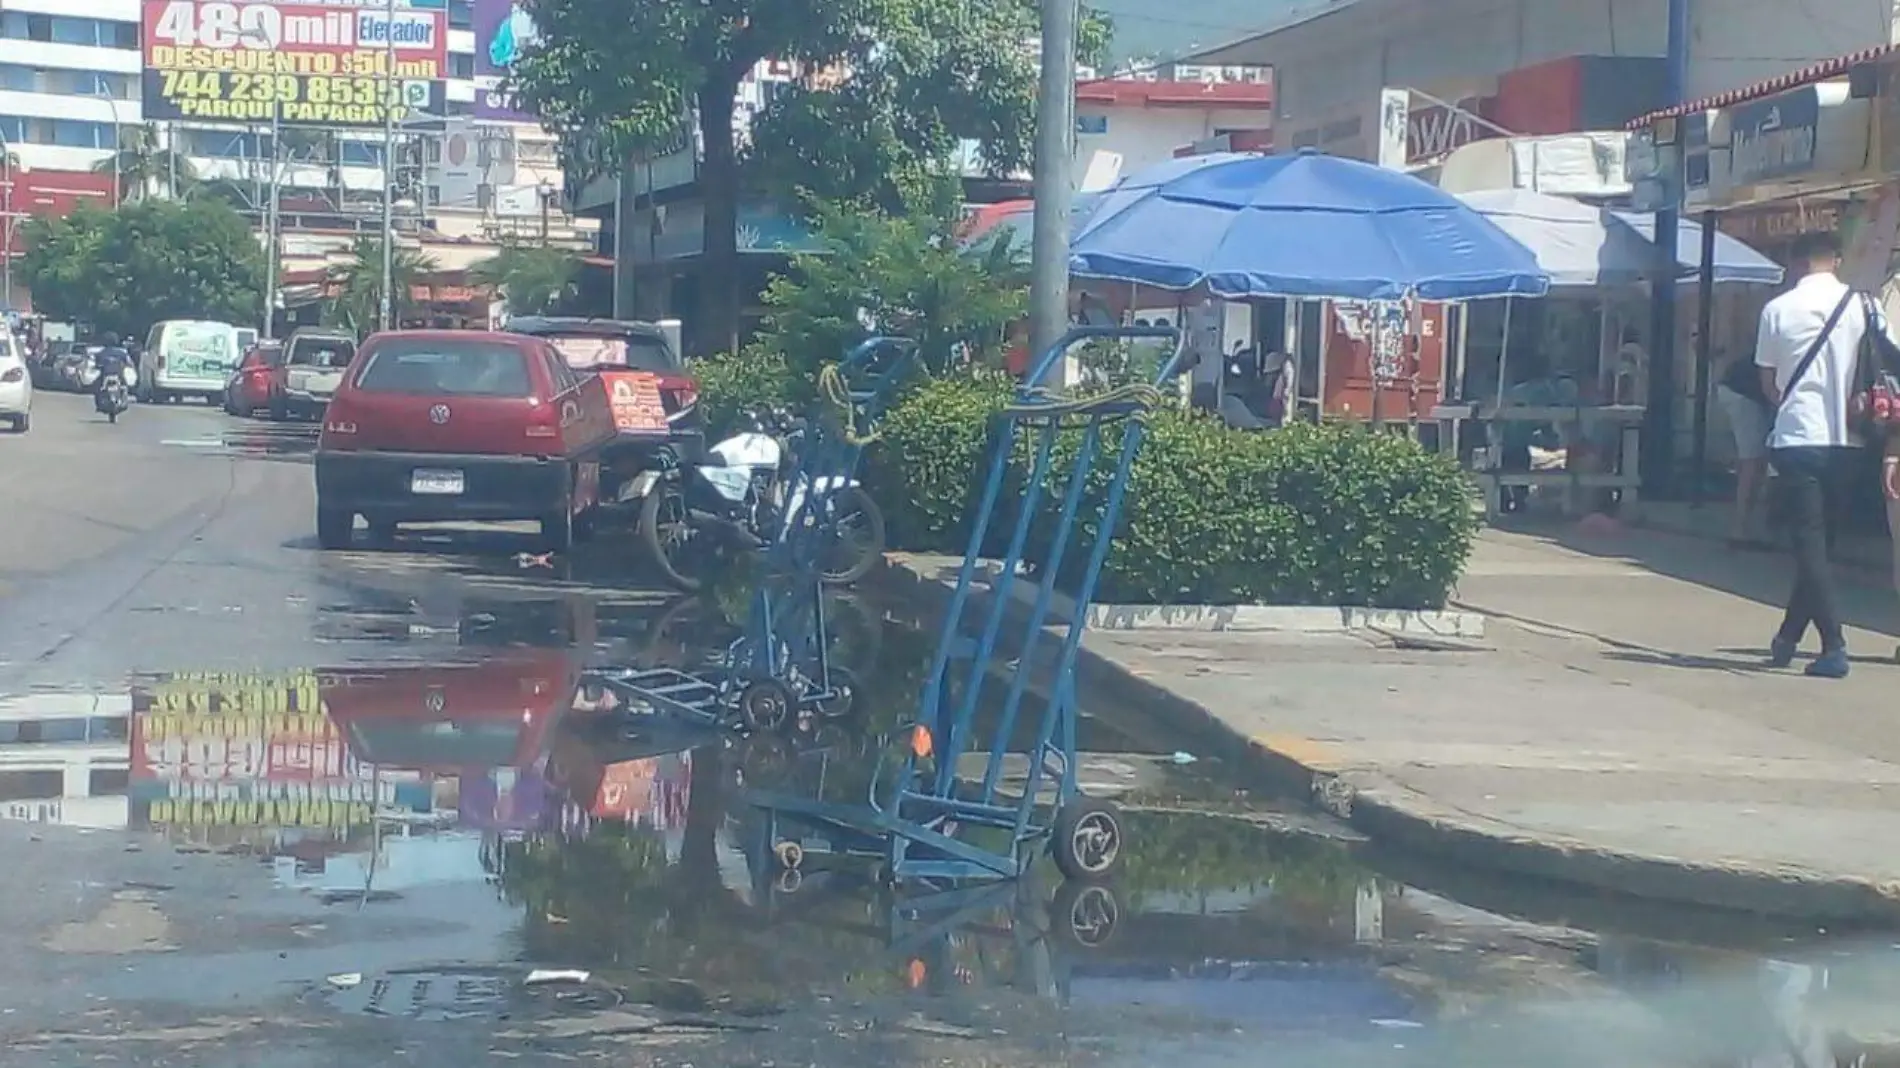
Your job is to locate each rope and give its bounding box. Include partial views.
[1004,382,1163,421]
[817,363,881,445]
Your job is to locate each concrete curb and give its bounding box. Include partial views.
[901,555,1485,638]
[874,554,1900,924]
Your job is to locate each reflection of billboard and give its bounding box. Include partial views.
[592,752,691,827]
[129,671,430,832]
[140,0,447,128]
[472,0,537,121]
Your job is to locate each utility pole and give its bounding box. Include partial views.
[377,0,397,332]
[1027,0,1077,365]
[262,108,282,340]
[1644,0,1691,493]
[2,139,15,312]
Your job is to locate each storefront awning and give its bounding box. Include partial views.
[1627,43,1899,129]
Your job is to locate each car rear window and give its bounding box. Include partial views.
[355,340,533,397]
[544,334,678,373]
[289,337,354,368]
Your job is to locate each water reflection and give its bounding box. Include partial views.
[23,592,1900,1062]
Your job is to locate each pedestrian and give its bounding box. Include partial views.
[1715,345,1775,549]
[1754,231,1887,678]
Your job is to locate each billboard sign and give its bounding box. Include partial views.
[140,0,448,128]
[472,0,537,121]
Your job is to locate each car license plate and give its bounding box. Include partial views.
[411,469,464,495]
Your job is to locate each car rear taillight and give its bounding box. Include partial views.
[525,405,559,440]
[0,367,22,383]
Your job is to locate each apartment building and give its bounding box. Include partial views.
[0,0,555,200]
[0,691,131,829]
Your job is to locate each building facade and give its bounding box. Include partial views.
[1196,0,1900,163]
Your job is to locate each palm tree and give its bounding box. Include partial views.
[324,235,436,336]
[92,124,197,202]
[468,242,582,316]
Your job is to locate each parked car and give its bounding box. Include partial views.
[272,328,356,420]
[502,317,699,503]
[140,320,243,405]
[313,330,619,552]
[29,339,69,389]
[0,327,32,431]
[224,340,285,417]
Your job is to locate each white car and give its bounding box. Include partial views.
[0,329,31,432]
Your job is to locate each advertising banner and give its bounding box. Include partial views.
[140,0,448,128]
[472,0,537,121]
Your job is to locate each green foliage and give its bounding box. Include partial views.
[693,348,813,438]
[871,397,1476,609]
[509,0,1111,346]
[859,371,1016,553]
[20,198,263,337]
[322,236,437,337]
[91,123,198,202]
[751,198,1028,376]
[1114,809,1364,908]
[469,242,583,316]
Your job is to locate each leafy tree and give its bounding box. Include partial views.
[469,242,583,316]
[323,236,437,336]
[19,199,263,337]
[92,124,198,202]
[510,0,1109,356]
[749,191,1027,375]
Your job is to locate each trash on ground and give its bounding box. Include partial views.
[525,968,592,985]
[326,973,363,988]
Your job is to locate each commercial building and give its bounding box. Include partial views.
[0,691,131,830]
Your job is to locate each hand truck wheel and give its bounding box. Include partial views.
[814,667,860,721]
[774,867,804,894]
[1050,796,1123,881]
[773,839,804,871]
[738,678,795,732]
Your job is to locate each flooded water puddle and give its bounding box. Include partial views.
[3,586,1899,1064]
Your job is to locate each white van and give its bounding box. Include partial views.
[141,320,243,404]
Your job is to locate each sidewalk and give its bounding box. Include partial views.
[879,528,1900,922]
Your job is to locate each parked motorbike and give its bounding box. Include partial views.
[95,372,130,424]
[627,408,886,592]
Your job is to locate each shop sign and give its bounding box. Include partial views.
[1717,202,1841,244]
[1406,95,1500,164]
[1729,87,1820,186]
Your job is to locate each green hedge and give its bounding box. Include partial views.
[699,361,1477,609]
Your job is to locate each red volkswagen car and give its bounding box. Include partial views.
[223,340,284,417]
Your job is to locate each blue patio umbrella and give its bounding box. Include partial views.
[1069,149,1551,302]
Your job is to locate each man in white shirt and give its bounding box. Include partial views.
[1754,231,1878,678]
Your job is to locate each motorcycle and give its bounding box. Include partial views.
[95,370,130,423]
[628,408,886,592]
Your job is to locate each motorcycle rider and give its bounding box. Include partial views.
[91,333,132,406]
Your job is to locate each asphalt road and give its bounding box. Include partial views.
[0,392,1860,1068]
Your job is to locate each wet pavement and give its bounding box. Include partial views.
[3,394,1900,1066]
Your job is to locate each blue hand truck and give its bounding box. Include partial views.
[744,325,1184,886]
[586,337,916,738]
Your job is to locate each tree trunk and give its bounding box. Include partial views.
[694,78,741,357]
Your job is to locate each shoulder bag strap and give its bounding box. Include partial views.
[1778,289,1856,414]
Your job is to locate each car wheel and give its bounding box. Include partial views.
[573,508,598,544]
[316,505,354,550]
[7,413,25,433]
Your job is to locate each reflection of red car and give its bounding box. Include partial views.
[223,341,284,417]
[320,654,580,774]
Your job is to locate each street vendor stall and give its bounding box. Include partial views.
[1437,189,1782,518]
[1068,149,1551,432]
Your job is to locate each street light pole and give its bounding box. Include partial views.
[93,89,122,204]
[1028,0,1077,366]
[262,107,282,340]
[377,0,397,331]
[2,137,14,312]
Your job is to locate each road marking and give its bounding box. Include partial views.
[159,438,226,448]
